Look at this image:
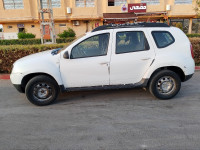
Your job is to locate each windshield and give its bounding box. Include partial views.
[58,34,86,53]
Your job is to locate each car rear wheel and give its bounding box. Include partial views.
[149,70,181,100]
[25,75,59,106]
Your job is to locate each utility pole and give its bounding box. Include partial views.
[37,0,56,44]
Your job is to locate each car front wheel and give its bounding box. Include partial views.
[25,75,59,106]
[149,70,181,100]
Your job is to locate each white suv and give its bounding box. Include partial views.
[10,23,195,106]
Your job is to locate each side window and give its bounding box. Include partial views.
[116,31,150,54]
[152,31,175,48]
[71,33,110,59]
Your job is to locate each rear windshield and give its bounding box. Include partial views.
[152,31,175,48]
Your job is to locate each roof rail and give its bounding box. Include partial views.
[92,22,169,32]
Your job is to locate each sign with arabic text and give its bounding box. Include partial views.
[128,3,146,13]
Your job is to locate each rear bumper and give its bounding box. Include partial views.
[13,84,24,93]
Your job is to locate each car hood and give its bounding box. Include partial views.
[12,49,61,74]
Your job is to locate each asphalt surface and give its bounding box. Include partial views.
[0,71,200,150]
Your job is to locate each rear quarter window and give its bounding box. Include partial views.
[152,31,175,48]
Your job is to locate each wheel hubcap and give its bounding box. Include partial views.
[157,76,175,94]
[38,88,48,98]
[33,83,52,101]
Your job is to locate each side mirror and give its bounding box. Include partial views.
[63,51,70,59]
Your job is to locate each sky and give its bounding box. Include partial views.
[0,25,2,29]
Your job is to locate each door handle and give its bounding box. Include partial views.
[100,62,109,65]
[141,58,151,61]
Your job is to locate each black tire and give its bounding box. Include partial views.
[148,70,181,100]
[25,75,59,106]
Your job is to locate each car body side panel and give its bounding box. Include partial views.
[142,53,195,79]
[143,27,195,79]
[11,50,63,85]
[109,28,156,85]
[59,30,113,88]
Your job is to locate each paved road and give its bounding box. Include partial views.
[0,71,200,150]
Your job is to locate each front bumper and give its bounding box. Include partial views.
[10,73,24,85]
[13,84,24,93]
[10,73,25,93]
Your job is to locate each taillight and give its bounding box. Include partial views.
[190,44,194,58]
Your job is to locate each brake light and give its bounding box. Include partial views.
[190,44,194,58]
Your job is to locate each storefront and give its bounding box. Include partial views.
[103,3,168,24]
[103,2,196,34]
[103,13,137,24]
[169,18,200,34]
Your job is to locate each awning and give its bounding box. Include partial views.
[103,13,138,22]
[103,12,170,22]
[134,11,167,16]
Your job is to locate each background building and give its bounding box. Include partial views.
[0,0,199,39]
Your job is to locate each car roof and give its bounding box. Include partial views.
[92,22,170,32]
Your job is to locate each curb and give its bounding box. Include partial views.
[0,74,10,80]
[0,67,200,80]
[196,66,200,70]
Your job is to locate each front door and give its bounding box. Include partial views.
[60,32,112,88]
[110,29,155,85]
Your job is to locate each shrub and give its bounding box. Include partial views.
[56,37,76,43]
[0,43,68,73]
[1,38,199,74]
[18,32,36,39]
[176,22,183,30]
[189,38,200,65]
[0,39,41,45]
[58,28,76,38]
[0,37,75,45]
[67,28,76,37]
[187,34,200,38]
[58,30,69,38]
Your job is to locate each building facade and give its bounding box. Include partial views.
[0,0,199,39]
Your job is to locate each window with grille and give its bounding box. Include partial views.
[108,0,127,6]
[3,0,24,9]
[114,0,126,6]
[76,0,84,7]
[86,0,95,7]
[41,0,61,8]
[174,0,192,4]
[76,0,95,7]
[141,0,159,5]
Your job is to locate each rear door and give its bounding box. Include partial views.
[110,28,155,85]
